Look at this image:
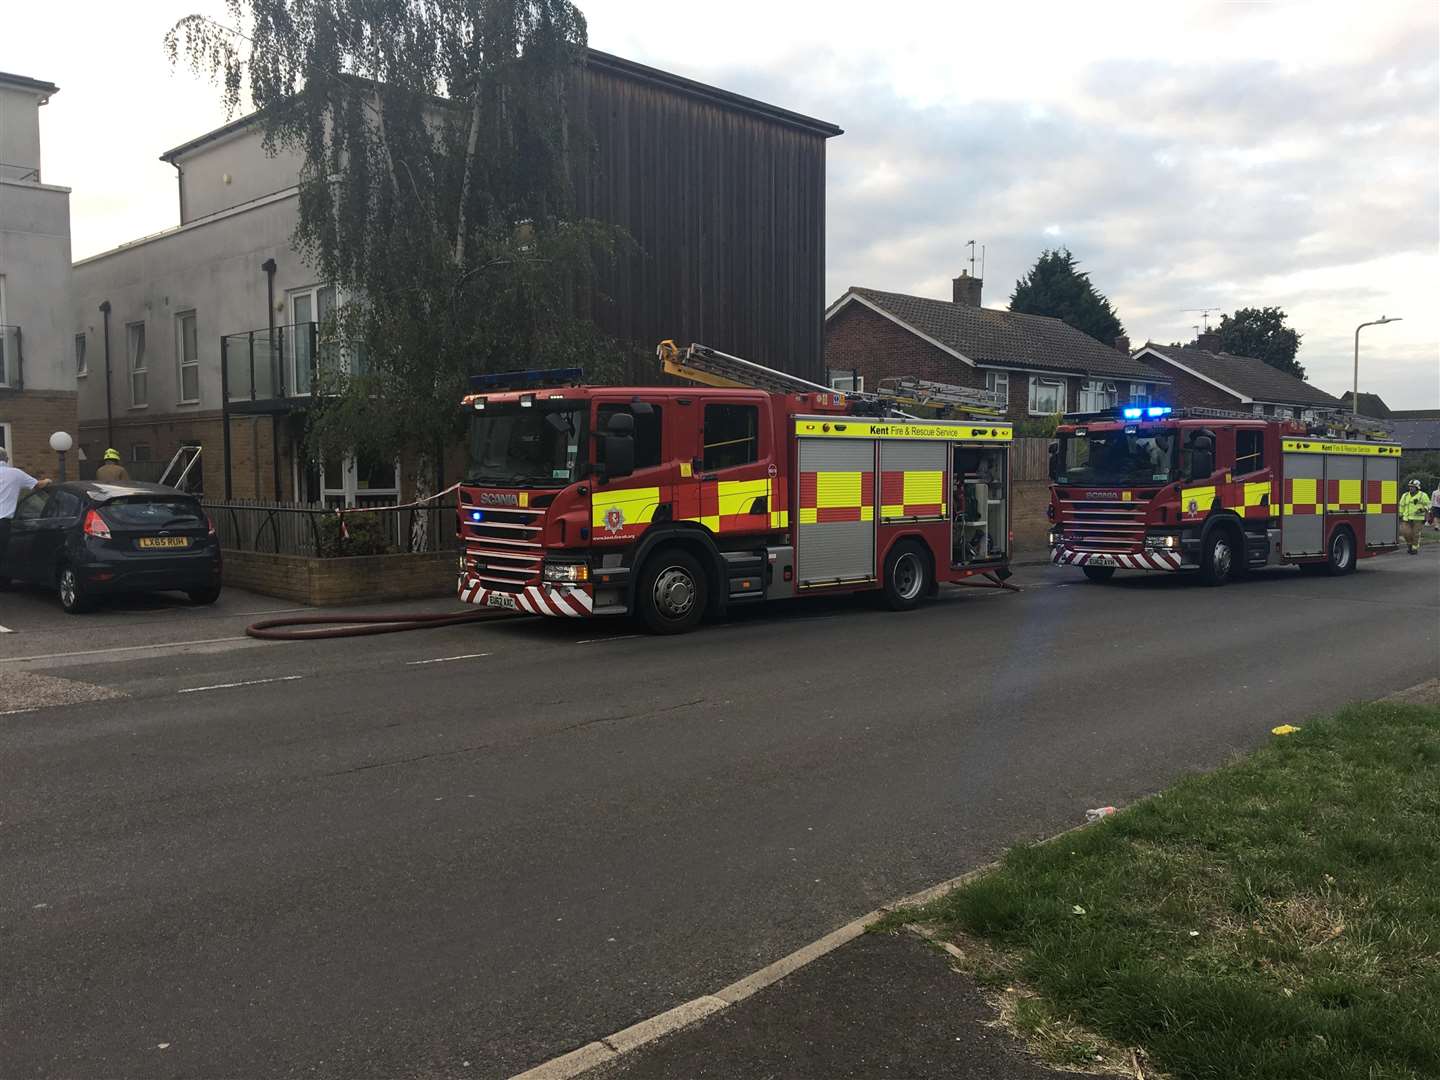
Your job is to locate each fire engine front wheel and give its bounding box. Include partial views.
[883,542,931,611]
[1200,527,1237,586]
[636,547,708,634]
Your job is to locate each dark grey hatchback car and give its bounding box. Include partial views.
[0,482,222,614]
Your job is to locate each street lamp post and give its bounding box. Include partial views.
[1353,317,1402,416]
[49,431,74,483]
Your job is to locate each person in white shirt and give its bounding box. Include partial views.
[0,447,51,580]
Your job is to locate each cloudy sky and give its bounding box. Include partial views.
[6,0,1437,403]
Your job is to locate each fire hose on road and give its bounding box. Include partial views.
[243,483,516,640]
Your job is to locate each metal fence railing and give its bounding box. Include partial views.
[204,499,461,558]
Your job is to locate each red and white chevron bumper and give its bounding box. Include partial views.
[458,575,595,617]
[1051,546,1183,572]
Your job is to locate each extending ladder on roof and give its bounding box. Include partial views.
[159,445,203,492]
[657,341,1005,419]
[658,341,836,396]
[872,375,1005,418]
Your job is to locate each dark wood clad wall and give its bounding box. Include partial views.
[579,61,832,382]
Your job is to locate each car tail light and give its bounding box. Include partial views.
[83,509,112,539]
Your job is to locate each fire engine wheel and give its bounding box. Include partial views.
[1199,528,1237,587]
[1081,565,1115,583]
[883,542,931,611]
[1325,527,1356,576]
[637,547,708,634]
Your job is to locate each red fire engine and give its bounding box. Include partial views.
[456,344,1015,632]
[1047,405,1403,584]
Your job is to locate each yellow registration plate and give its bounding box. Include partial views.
[138,537,191,549]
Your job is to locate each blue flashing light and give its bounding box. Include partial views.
[470,510,485,522]
[1146,405,1173,418]
[468,367,583,391]
[1122,407,1144,420]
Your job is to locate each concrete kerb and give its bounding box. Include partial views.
[507,867,997,1080]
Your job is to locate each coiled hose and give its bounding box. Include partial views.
[246,609,509,641]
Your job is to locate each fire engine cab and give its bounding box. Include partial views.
[1048,405,1403,584]
[457,343,1015,632]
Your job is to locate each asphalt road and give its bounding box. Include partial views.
[2,552,1437,1079]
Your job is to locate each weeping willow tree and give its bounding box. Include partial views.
[167,0,625,541]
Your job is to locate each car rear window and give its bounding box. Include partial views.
[101,497,207,528]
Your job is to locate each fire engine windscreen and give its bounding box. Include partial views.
[467,404,585,487]
[1055,429,1179,486]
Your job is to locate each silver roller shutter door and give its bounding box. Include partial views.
[797,438,875,586]
[1282,452,1324,556]
[1364,455,1398,547]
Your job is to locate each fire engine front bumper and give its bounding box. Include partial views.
[1051,545,1187,572]
[458,573,594,617]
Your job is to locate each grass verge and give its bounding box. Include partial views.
[880,695,1440,1080]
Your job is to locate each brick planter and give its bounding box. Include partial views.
[222,549,459,606]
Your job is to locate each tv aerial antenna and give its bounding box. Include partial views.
[1183,308,1222,331]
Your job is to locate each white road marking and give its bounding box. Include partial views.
[0,708,37,717]
[0,636,250,665]
[0,624,14,634]
[406,652,492,666]
[574,634,641,645]
[178,675,304,694]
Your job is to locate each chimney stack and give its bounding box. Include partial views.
[1195,330,1222,352]
[952,270,983,307]
[1114,334,1130,355]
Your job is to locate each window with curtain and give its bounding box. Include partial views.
[177,312,199,403]
[127,322,147,407]
[1028,377,1065,415]
[1079,379,1117,412]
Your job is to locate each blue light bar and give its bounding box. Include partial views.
[468,367,583,391]
[1146,405,1173,418]
[1122,407,1143,420]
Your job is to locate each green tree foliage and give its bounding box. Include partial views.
[1009,248,1125,346]
[1217,307,1304,378]
[167,0,627,523]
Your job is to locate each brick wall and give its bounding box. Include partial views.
[222,549,458,605]
[825,302,1084,424]
[77,413,296,499]
[1136,354,1240,410]
[0,390,80,479]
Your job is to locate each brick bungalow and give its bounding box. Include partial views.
[1135,334,1340,419]
[824,273,1166,424]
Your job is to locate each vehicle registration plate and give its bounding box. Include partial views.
[1088,555,1117,566]
[138,537,191,549]
[486,592,519,610]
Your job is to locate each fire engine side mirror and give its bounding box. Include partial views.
[1189,434,1214,480]
[601,411,636,481]
[1047,442,1060,481]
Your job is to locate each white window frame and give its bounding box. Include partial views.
[0,274,9,388]
[829,373,864,393]
[127,321,148,408]
[1028,376,1066,416]
[321,452,400,508]
[286,284,338,396]
[176,310,200,404]
[75,332,88,378]
[1129,382,1150,406]
[985,370,1009,406]
[1079,379,1118,413]
[0,421,11,454]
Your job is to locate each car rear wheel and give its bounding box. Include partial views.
[188,587,222,605]
[1082,565,1115,583]
[58,566,93,615]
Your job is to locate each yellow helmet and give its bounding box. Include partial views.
[104,447,122,462]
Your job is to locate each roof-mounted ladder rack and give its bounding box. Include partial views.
[658,341,836,397]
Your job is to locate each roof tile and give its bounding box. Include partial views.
[1139,344,1340,408]
[842,288,1160,381]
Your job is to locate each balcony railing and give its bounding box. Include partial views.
[222,322,370,410]
[0,324,22,389]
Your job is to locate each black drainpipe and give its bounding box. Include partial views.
[99,300,114,448]
[262,259,280,498]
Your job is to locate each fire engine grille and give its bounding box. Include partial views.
[1058,499,1147,553]
[462,505,544,591]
